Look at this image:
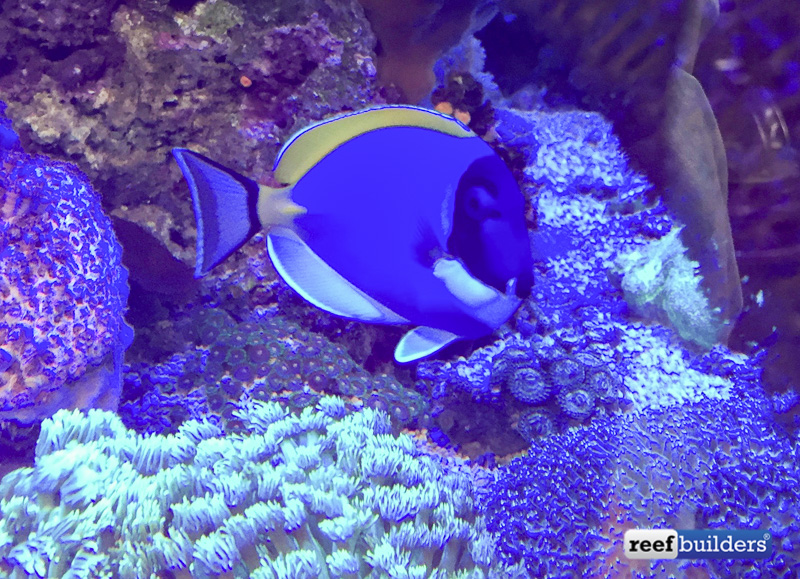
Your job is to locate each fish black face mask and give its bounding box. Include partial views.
[449,155,534,299]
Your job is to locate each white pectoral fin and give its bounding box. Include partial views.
[395,327,461,363]
[267,227,408,324]
[433,258,497,306]
[433,258,522,328]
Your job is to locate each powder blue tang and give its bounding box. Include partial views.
[173,105,533,362]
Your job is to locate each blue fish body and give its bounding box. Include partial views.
[292,125,505,339]
[174,105,533,362]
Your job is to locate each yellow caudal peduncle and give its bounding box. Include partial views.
[257,184,307,229]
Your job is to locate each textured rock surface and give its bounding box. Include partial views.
[120,311,430,436]
[0,0,381,266]
[415,105,741,456]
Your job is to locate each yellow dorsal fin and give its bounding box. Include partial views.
[273,105,475,185]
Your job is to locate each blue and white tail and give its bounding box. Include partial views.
[172,149,261,277]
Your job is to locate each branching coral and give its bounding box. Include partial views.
[0,108,132,426]
[0,398,511,578]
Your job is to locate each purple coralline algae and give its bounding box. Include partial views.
[0,1,398,377]
[0,107,131,426]
[1,2,795,576]
[7,0,120,50]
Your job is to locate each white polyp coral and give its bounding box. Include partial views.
[316,395,346,418]
[0,398,508,577]
[325,549,359,575]
[317,515,356,543]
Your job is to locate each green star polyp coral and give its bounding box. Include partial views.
[0,398,503,578]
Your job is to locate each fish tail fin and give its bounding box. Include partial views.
[172,148,262,277]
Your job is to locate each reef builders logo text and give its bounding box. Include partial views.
[624,529,772,559]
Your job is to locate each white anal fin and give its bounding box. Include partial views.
[267,227,408,324]
[395,326,461,363]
